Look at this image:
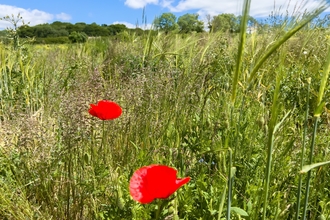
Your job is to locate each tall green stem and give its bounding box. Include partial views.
[155,200,166,220]
[231,0,250,104]
[226,148,233,220]
[301,34,330,220]
[262,57,284,219]
[295,79,310,220]
[301,118,318,220]
[262,125,275,219]
[101,120,106,163]
[228,0,250,217]
[247,6,327,85]
[66,140,72,219]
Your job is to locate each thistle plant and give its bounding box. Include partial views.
[0,13,32,50]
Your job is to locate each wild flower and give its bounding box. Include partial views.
[89,100,122,120]
[129,164,190,204]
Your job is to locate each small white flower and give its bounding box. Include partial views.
[303,51,308,55]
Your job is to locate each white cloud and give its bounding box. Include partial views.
[112,21,153,29]
[160,0,175,8]
[168,0,328,17]
[0,4,71,29]
[113,21,137,29]
[122,0,329,32]
[125,0,159,9]
[56,12,71,21]
[125,0,329,17]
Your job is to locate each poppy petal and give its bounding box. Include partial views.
[129,165,190,204]
[129,166,154,203]
[88,100,122,120]
[88,104,98,117]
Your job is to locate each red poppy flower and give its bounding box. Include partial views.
[129,164,190,204]
[89,100,122,120]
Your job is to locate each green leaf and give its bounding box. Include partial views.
[230,207,249,216]
[217,185,227,220]
[274,110,291,134]
[300,160,330,173]
[231,167,237,178]
[314,101,325,117]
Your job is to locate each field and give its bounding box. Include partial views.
[1,6,330,220]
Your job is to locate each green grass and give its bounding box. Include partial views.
[1,3,330,219]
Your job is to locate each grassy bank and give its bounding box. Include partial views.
[1,4,330,219]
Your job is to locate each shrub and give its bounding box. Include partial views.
[68,31,88,43]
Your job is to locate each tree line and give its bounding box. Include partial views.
[1,11,328,44]
[0,12,260,44]
[22,12,258,36]
[18,22,130,38]
[154,13,258,34]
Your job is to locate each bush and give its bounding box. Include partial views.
[68,31,88,43]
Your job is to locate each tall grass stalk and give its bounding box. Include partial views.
[66,143,73,219]
[228,1,250,218]
[3,4,330,218]
[302,38,330,220]
[247,4,327,87]
[262,53,286,219]
[226,148,233,220]
[301,118,318,220]
[294,78,310,220]
[231,0,251,105]
[218,184,227,220]
[141,28,154,67]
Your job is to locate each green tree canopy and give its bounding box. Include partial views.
[68,31,87,43]
[153,12,178,34]
[68,22,87,33]
[34,24,58,38]
[236,15,259,33]
[107,24,128,35]
[18,25,34,37]
[83,22,109,36]
[177,13,204,33]
[210,13,238,33]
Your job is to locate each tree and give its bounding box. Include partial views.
[50,21,70,36]
[83,22,109,36]
[210,13,238,33]
[177,13,204,33]
[236,15,259,33]
[107,24,128,35]
[65,23,77,34]
[69,22,87,33]
[34,25,57,38]
[68,31,87,43]
[153,13,178,34]
[206,14,213,31]
[18,25,35,38]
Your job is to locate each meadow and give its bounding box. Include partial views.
[1,3,330,220]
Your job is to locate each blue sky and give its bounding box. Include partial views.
[0,0,329,29]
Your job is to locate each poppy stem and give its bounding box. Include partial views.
[101,120,105,162]
[155,200,165,220]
